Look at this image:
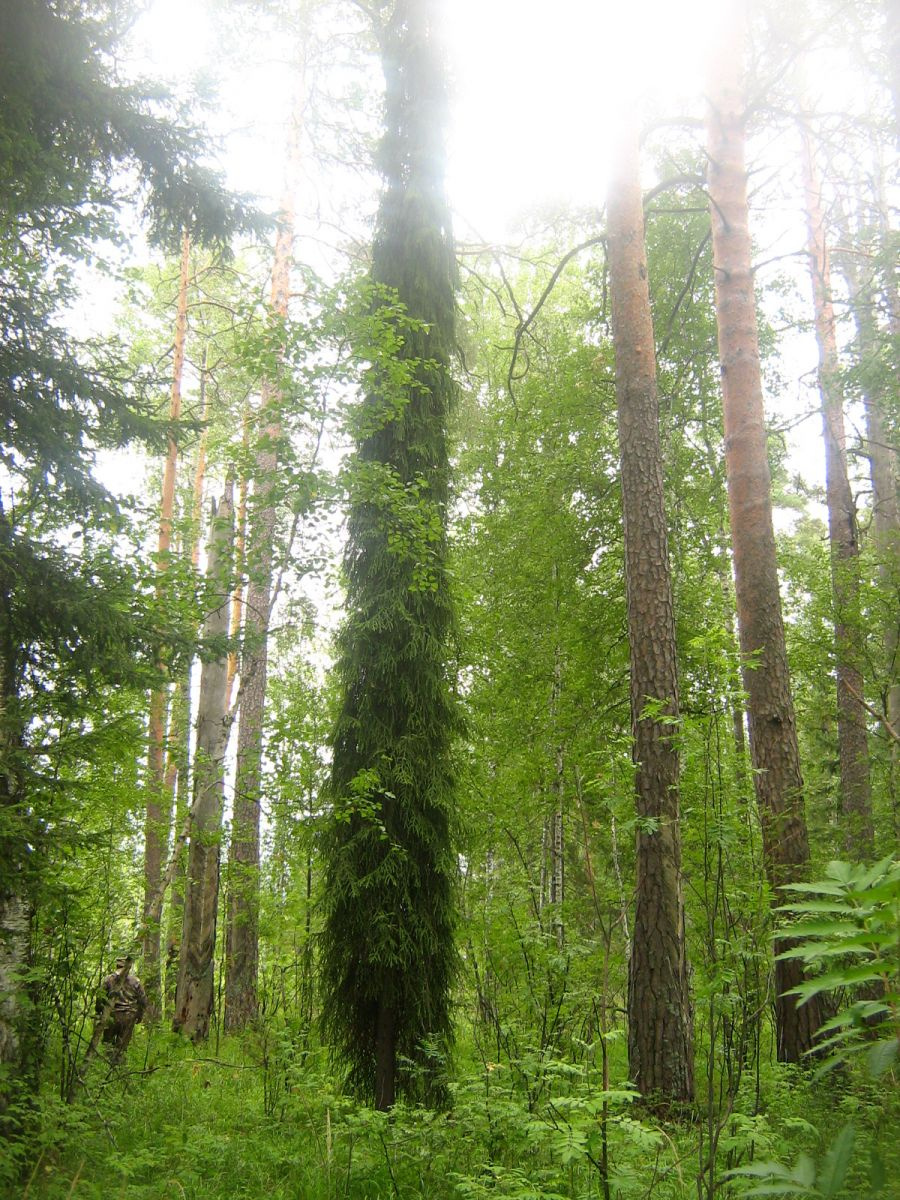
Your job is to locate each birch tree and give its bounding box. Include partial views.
[173,487,234,1041]
[143,230,191,1018]
[800,123,874,858]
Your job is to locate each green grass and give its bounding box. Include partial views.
[10,1024,898,1200]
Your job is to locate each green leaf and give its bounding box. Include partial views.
[818,1124,855,1199]
[869,1148,886,1194]
[793,1154,816,1190]
[865,1036,898,1077]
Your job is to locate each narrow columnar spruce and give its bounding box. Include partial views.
[320,0,458,1110]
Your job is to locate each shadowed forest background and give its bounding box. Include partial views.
[0,0,897,1197]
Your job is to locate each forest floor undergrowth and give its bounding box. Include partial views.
[9,1025,898,1200]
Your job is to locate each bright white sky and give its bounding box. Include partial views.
[134,0,722,239]
[126,0,886,502]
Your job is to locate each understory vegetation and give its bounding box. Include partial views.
[1,0,897,1196]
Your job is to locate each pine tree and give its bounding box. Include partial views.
[607,112,694,1104]
[705,1,822,1062]
[319,0,458,1110]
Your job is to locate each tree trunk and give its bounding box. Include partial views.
[224,99,299,1030]
[0,888,29,1114]
[0,611,30,1114]
[800,125,873,858]
[706,4,821,1062]
[374,1000,397,1112]
[142,229,191,1018]
[163,673,191,1010]
[173,486,233,1041]
[548,574,565,951]
[607,110,694,1104]
[837,224,900,841]
[165,393,211,1009]
[224,411,248,715]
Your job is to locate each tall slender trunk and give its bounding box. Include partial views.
[224,93,300,1029]
[163,673,191,1009]
[165,377,212,1008]
[0,885,29,1112]
[836,217,900,839]
[607,111,694,1103]
[225,409,249,715]
[173,485,234,1041]
[801,125,873,858]
[548,567,564,950]
[0,609,28,1112]
[706,4,820,1062]
[143,229,191,1017]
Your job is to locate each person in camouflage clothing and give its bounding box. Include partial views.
[97,956,147,1056]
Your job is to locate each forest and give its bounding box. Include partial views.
[0,0,897,1196]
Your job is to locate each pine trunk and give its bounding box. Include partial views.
[173,486,233,1041]
[706,5,821,1062]
[801,126,873,858]
[142,229,191,1018]
[607,111,694,1104]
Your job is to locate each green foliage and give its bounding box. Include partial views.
[776,858,900,1076]
[319,0,459,1108]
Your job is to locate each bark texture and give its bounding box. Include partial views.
[0,890,29,1109]
[837,228,900,838]
[173,487,233,1041]
[224,109,298,1029]
[706,6,820,1062]
[165,412,210,1007]
[142,229,191,1018]
[607,112,694,1103]
[801,127,873,858]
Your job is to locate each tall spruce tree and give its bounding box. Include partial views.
[319,0,458,1111]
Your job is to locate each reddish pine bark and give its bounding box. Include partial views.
[607,112,694,1104]
[705,6,821,1062]
[142,229,190,1017]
